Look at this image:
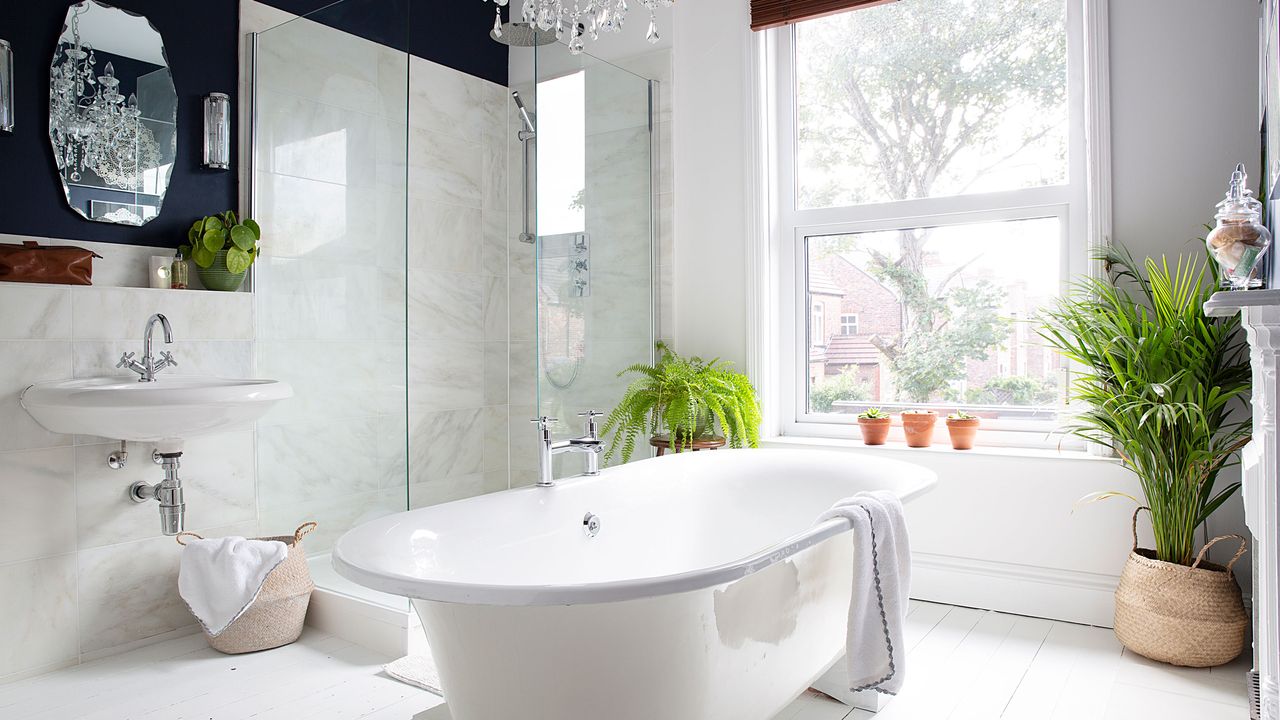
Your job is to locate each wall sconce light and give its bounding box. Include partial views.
[202,92,230,169]
[0,40,14,134]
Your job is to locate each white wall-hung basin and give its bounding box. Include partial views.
[20,375,292,443]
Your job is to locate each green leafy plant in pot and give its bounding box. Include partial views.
[1039,243,1250,667]
[179,211,261,291]
[601,342,762,463]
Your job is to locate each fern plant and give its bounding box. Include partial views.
[1038,244,1251,566]
[601,342,762,463]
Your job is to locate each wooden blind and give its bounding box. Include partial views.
[750,0,897,31]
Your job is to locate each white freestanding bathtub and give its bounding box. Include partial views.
[333,448,936,720]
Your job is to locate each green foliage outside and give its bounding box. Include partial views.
[810,369,872,413]
[1038,245,1250,566]
[602,342,761,464]
[179,211,261,275]
[801,0,1065,403]
[965,375,1060,406]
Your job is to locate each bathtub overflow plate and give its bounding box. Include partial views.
[583,512,601,537]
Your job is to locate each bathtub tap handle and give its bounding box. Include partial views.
[577,410,604,438]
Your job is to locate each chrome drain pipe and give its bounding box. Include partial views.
[129,452,185,535]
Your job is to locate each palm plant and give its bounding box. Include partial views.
[601,342,761,463]
[1038,244,1251,566]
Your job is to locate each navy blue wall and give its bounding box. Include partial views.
[0,0,509,249]
[0,0,240,249]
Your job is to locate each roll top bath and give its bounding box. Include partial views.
[333,449,936,720]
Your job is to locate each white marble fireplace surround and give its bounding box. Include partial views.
[1205,289,1280,720]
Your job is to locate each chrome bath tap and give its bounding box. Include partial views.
[117,313,178,382]
[532,411,604,487]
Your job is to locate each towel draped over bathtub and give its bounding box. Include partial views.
[817,490,911,695]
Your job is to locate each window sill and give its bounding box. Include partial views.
[761,435,1122,464]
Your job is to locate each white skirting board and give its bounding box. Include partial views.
[304,585,427,658]
[911,552,1121,627]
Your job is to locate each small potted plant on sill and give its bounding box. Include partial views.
[856,407,891,445]
[601,342,762,463]
[945,410,980,450]
[179,211,261,292]
[901,409,937,448]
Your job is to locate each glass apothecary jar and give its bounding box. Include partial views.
[1205,164,1271,290]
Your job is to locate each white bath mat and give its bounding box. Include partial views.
[384,654,443,696]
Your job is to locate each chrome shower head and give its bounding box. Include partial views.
[512,91,536,135]
[491,22,558,47]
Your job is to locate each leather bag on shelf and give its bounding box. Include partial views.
[0,241,102,286]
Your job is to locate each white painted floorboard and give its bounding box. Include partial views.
[0,601,1250,719]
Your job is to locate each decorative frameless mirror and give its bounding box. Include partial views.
[49,0,176,226]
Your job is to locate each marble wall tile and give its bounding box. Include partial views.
[408,407,485,481]
[483,341,509,407]
[258,489,401,555]
[482,405,509,474]
[587,271,654,341]
[75,432,256,550]
[0,448,76,565]
[408,57,504,144]
[483,275,508,342]
[407,270,484,342]
[481,210,509,277]
[376,413,409,489]
[70,288,253,342]
[257,419,381,509]
[255,19,383,115]
[407,340,484,411]
[74,527,243,655]
[71,340,253,380]
[0,555,78,679]
[508,273,537,342]
[508,224,536,277]
[256,172,387,264]
[507,403,540,476]
[0,341,74,452]
[257,259,389,342]
[584,64,652,137]
[408,127,484,209]
[409,472,507,509]
[256,340,383,425]
[0,285,71,340]
[508,341,538,408]
[407,199,483,273]
[256,92,378,188]
[482,141,507,216]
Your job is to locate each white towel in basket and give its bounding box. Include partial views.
[178,536,289,637]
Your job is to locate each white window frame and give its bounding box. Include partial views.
[758,0,1111,449]
[840,314,858,336]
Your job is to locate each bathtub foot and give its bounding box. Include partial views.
[811,658,892,712]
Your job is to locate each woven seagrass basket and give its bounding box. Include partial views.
[177,522,317,655]
[1114,507,1248,667]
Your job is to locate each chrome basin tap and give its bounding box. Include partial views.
[117,313,178,382]
[532,411,604,487]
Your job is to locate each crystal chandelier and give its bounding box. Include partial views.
[488,0,675,54]
[49,5,161,191]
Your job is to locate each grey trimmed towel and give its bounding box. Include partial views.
[817,490,911,695]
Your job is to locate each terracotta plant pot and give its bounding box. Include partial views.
[857,417,891,445]
[946,417,980,450]
[901,411,937,448]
